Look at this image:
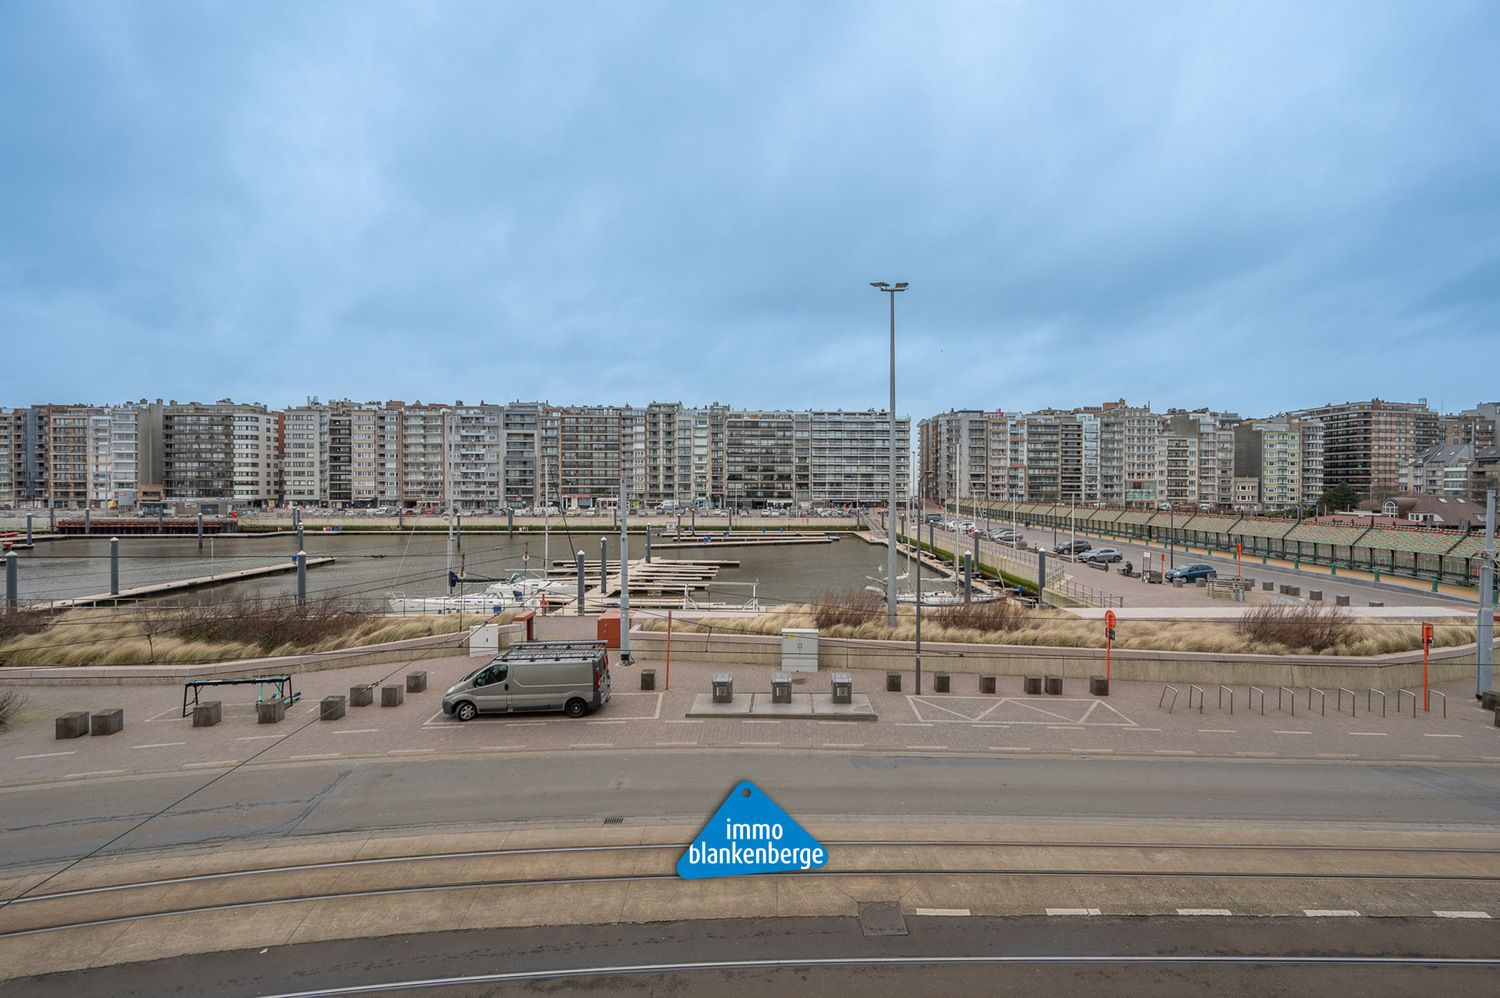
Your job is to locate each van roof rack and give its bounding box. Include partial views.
[498,639,608,662]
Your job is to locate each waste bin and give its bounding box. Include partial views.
[771,671,792,704]
[831,672,852,704]
[712,673,734,703]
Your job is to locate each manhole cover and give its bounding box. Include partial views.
[793,677,810,686]
[858,901,908,937]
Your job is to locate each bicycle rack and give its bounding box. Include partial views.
[1432,690,1447,719]
[1217,685,1234,714]
[1278,686,1296,715]
[1159,685,1180,713]
[1309,687,1327,717]
[1188,685,1205,713]
[1248,686,1265,716]
[1337,688,1357,716]
[1397,689,1418,717]
[1368,688,1387,718]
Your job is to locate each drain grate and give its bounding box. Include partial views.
[793,677,810,686]
[858,901,908,937]
[603,816,624,825]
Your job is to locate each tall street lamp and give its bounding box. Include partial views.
[870,281,908,629]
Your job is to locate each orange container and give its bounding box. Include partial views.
[598,609,631,649]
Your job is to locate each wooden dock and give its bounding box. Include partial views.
[43,557,337,609]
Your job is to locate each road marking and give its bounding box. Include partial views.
[822,742,866,748]
[182,760,237,769]
[1177,908,1232,916]
[288,753,342,761]
[1124,727,1162,732]
[1071,748,1114,754]
[1047,908,1102,916]
[989,746,1032,751]
[63,770,128,778]
[664,719,703,724]
[569,743,614,748]
[1198,729,1236,734]
[972,723,1010,729]
[1423,733,1463,739]
[1152,749,1195,755]
[131,742,188,749]
[387,749,435,755]
[236,734,283,741]
[17,751,75,759]
[1304,910,1360,917]
[1433,910,1491,919]
[331,728,380,735]
[654,741,698,747]
[1048,726,1086,731]
[915,908,970,916]
[1348,732,1387,737]
[895,722,934,727]
[905,745,948,750]
[738,741,780,747]
[1273,730,1312,735]
[586,719,627,724]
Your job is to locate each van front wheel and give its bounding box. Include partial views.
[454,701,477,722]
[564,698,588,718]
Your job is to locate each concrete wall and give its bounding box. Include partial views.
[627,628,1496,690]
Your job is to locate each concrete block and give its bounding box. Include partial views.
[55,711,90,739]
[1263,581,1274,591]
[192,701,222,727]
[1195,577,1207,587]
[1044,675,1063,695]
[934,673,950,693]
[640,669,656,691]
[713,673,734,703]
[406,671,428,693]
[980,675,997,695]
[349,684,374,707]
[1309,590,1323,601]
[831,672,852,704]
[380,685,405,707]
[1369,600,1384,608]
[1090,675,1109,697]
[1172,578,1184,588]
[1023,675,1042,695]
[89,708,123,736]
[886,672,902,692]
[320,696,346,720]
[257,699,286,724]
[1336,595,1351,607]
[1478,691,1499,711]
[1288,586,1301,597]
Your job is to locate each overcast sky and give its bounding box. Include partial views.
[2,1,1496,419]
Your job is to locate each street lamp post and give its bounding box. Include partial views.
[870,280,908,629]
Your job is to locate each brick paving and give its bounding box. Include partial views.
[3,641,1497,788]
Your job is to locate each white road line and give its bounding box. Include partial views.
[63,770,128,778]
[654,742,698,747]
[1046,908,1102,916]
[1348,732,1387,737]
[387,749,435,755]
[131,742,187,750]
[972,723,1009,729]
[585,719,627,725]
[1123,727,1162,733]
[1152,749,1195,755]
[905,745,948,750]
[895,722,934,727]
[1048,726,1086,731]
[1433,910,1491,919]
[1234,751,1276,757]
[915,908,970,916]
[288,753,342,761]
[1423,733,1463,738]
[1316,753,1356,759]
[1304,910,1360,917]
[822,743,866,748]
[988,746,1032,752]
[1400,754,1442,760]
[331,729,380,735]
[1177,908,1232,916]
[236,734,284,741]
[17,751,75,759]
[738,741,780,747]
[1071,748,1114,754]
[1273,730,1312,735]
[1198,729,1236,734]
[664,719,704,724]
[422,710,446,725]
[182,760,237,769]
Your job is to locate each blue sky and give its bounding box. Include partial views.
[1,1,1496,419]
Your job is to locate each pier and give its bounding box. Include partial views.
[31,557,337,609]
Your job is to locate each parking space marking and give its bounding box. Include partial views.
[1124,727,1162,733]
[1153,749,1195,755]
[1235,752,1276,757]
[915,908,971,916]
[1348,732,1387,737]
[586,719,627,725]
[388,749,435,755]
[972,723,1009,729]
[1198,729,1236,734]
[332,729,380,735]
[1423,733,1463,738]
[422,710,446,725]
[895,722,934,727]
[236,734,283,741]
[654,741,698,747]
[17,751,75,759]
[1048,726,1086,731]
[131,742,187,750]
[64,770,127,779]
[143,705,186,722]
[1273,730,1312,735]
[288,753,342,761]
[905,745,948,750]
[1047,908,1102,916]
[989,746,1032,751]
[182,760,237,769]
[1433,910,1491,919]
[1177,908,1232,916]
[569,742,615,749]
[1304,910,1360,917]
[1071,748,1114,754]
[822,743,866,748]
[665,719,703,724]
[739,741,780,747]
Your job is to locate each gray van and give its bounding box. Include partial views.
[442,639,612,721]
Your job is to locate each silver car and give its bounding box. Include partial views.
[443,640,613,721]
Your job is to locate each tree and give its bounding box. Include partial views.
[1318,483,1360,513]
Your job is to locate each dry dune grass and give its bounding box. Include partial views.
[0,600,489,668]
[640,596,1475,657]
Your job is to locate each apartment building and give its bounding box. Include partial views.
[1097,401,1158,507]
[399,404,449,508]
[446,403,504,511]
[1400,443,1476,497]
[281,405,329,505]
[0,409,21,506]
[1290,399,1439,500]
[1158,411,1238,508]
[1233,418,1303,511]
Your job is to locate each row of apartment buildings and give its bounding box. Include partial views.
[920,399,1499,511]
[0,400,910,512]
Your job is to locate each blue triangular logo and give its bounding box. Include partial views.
[676,781,827,880]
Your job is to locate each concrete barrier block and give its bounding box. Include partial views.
[192,701,222,727]
[1263,581,1274,591]
[349,685,374,707]
[1369,600,1384,608]
[640,669,656,691]
[406,671,428,693]
[1090,675,1109,697]
[380,685,405,707]
[1288,586,1301,597]
[1044,675,1063,695]
[934,673,950,693]
[1478,690,1499,711]
[1309,590,1323,601]
[55,711,90,739]
[1024,675,1042,695]
[89,708,123,736]
[981,675,997,695]
[886,672,901,693]
[1336,595,1351,606]
[320,696,346,720]
[257,700,286,724]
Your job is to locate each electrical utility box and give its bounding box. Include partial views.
[780,628,819,672]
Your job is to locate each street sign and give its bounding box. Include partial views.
[1422,621,1433,645]
[1105,609,1116,630]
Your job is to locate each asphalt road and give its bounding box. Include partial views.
[4,751,1498,868]
[10,915,1500,998]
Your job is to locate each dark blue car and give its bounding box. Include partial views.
[1165,563,1217,582]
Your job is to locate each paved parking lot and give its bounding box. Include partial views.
[3,647,1497,787]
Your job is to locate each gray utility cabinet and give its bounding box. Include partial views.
[780,628,819,673]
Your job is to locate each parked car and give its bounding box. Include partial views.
[1080,547,1122,563]
[1165,563,1217,582]
[1054,539,1092,555]
[443,640,612,721]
